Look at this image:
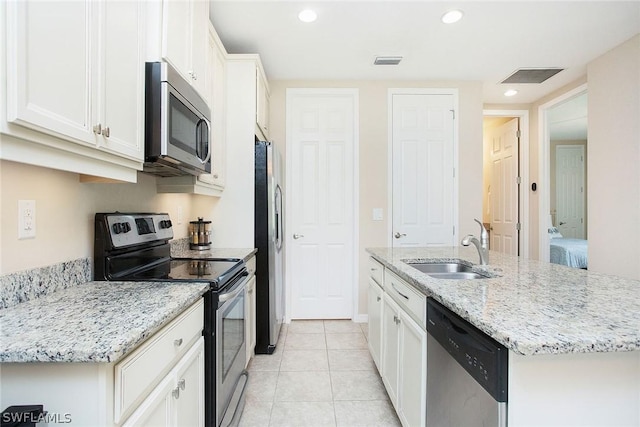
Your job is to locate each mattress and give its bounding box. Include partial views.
[550,238,588,269]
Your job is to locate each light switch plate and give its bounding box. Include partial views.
[18,199,36,239]
[372,208,383,221]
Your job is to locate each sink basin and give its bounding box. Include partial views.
[406,262,490,280]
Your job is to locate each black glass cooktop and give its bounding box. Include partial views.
[129,258,243,290]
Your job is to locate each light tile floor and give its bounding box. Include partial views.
[239,320,401,427]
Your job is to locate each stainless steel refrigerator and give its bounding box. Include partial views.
[254,140,284,354]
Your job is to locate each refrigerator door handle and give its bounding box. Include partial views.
[275,185,283,251]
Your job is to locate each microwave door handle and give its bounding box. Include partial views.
[196,119,211,164]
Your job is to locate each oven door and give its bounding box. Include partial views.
[216,273,248,426]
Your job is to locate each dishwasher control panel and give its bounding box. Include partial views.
[427,298,508,402]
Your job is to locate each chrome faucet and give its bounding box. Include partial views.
[461,219,489,265]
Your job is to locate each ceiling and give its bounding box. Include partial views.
[209,1,640,104]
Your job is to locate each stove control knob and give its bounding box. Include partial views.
[159,220,173,229]
[122,222,132,233]
[112,223,123,234]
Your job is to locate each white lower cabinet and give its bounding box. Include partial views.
[245,273,257,366]
[382,294,427,427]
[369,257,427,427]
[123,337,204,427]
[367,277,383,369]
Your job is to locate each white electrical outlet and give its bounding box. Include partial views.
[177,205,183,225]
[18,200,36,239]
[372,208,384,221]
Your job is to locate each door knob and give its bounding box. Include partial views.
[394,232,406,239]
[293,233,304,239]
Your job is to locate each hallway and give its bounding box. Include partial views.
[239,320,400,426]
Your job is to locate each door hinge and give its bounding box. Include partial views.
[453,167,456,178]
[450,109,455,120]
[581,218,584,224]
[516,176,521,184]
[453,226,455,236]
[516,223,521,231]
[516,130,521,138]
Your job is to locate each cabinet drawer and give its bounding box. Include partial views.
[384,270,425,329]
[369,257,384,287]
[246,256,256,277]
[114,298,204,423]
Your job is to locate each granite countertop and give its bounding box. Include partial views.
[367,247,640,356]
[0,281,209,363]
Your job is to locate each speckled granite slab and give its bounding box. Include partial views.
[0,258,91,310]
[367,247,640,356]
[0,281,208,363]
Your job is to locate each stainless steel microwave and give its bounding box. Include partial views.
[143,62,211,177]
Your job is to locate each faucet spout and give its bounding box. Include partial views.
[462,219,490,265]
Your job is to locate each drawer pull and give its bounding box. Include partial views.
[392,283,409,300]
[172,387,180,399]
[178,379,186,391]
[370,267,377,271]
[174,338,183,347]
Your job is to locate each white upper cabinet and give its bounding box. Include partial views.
[2,0,145,181]
[256,65,270,140]
[162,0,209,105]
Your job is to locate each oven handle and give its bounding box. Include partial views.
[218,271,249,303]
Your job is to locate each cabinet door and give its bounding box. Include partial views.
[161,0,191,78]
[256,68,270,139]
[6,0,95,145]
[210,30,227,189]
[189,0,209,99]
[174,338,205,427]
[245,276,257,365]
[122,375,174,427]
[381,294,400,407]
[398,311,427,427]
[97,0,145,160]
[368,278,383,370]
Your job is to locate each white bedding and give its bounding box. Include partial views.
[550,238,588,269]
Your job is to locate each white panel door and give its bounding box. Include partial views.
[556,145,586,239]
[288,90,357,319]
[392,94,455,247]
[489,118,520,255]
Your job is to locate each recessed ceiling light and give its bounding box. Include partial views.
[504,89,519,97]
[441,10,464,24]
[298,9,317,23]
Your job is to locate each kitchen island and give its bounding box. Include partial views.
[367,246,640,426]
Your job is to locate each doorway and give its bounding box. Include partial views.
[482,110,529,258]
[538,85,588,261]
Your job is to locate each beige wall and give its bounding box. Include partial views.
[268,80,483,318]
[587,34,640,280]
[0,159,214,274]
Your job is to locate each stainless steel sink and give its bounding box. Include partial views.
[406,262,490,280]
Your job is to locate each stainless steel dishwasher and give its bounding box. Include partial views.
[426,298,508,427]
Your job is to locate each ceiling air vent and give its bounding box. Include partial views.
[374,56,403,66]
[501,68,564,84]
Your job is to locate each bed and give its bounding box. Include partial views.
[549,228,588,269]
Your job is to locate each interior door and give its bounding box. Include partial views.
[287,90,357,319]
[488,118,519,255]
[556,145,585,238]
[391,93,455,247]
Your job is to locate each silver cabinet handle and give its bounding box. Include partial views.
[559,222,566,225]
[394,232,406,239]
[93,123,102,135]
[174,338,183,347]
[293,233,304,239]
[376,296,381,302]
[172,387,180,399]
[102,127,110,138]
[178,379,186,390]
[370,267,377,271]
[391,283,409,300]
